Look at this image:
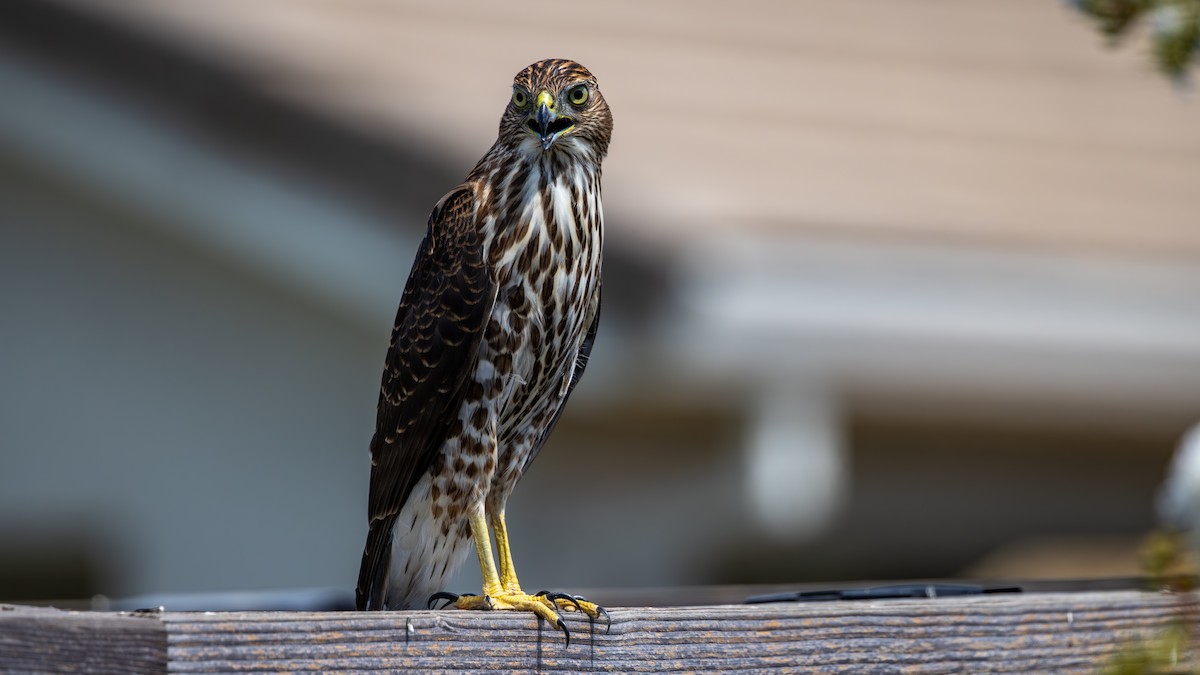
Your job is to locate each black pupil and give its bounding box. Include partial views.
[572,88,585,102]
[515,92,525,104]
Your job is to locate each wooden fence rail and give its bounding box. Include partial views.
[2,590,1196,673]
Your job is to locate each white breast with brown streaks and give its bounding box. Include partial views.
[382,159,602,610]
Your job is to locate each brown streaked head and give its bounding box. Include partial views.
[502,58,612,157]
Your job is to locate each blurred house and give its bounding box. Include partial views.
[1,0,1198,602]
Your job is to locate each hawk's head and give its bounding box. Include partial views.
[503,59,612,160]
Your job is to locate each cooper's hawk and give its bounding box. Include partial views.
[356,59,612,640]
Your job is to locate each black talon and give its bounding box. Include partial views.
[545,592,581,611]
[571,593,609,629]
[536,590,589,612]
[429,591,482,610]
[427,591,460,610]
[573,596,610,631]
[556,617,570,647]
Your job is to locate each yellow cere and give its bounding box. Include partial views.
[536,90,555,110]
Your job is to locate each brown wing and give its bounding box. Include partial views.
[356,186,495,611]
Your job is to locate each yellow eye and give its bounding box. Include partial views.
[567,84,589,106]
[512,89,529,108]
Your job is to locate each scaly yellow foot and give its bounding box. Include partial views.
[427,590,607,646]
[492,508,609,632]
[455,591,562,626]
[426,505,608,646]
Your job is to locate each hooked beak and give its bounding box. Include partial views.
[529,91,573,151]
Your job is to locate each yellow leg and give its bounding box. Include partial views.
[468,503,504,598]
[437,502,607,644]
[490,508,605,621]
[491,510,522,593]
[453,504,563,627]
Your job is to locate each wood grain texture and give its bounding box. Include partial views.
[0,604,166,674]
[160,591,1196,673]
[2,591,1194,673]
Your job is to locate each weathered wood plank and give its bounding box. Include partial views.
[2,591,1193,673]
[158,591,1196,673]
[0,604,166,674]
